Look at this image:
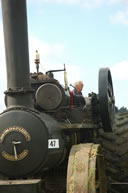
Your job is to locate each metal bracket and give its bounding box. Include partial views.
[0,179,42,193]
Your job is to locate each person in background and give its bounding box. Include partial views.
[73,81,84,96]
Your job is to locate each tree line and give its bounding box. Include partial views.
[115,106,128,113]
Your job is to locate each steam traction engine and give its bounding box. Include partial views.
[0,0,115,193]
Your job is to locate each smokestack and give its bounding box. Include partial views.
[1,0,33,108]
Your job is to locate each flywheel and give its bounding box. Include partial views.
[98,68,115,132]
[67,143,107,193]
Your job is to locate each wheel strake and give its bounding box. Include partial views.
[99,113,128,193]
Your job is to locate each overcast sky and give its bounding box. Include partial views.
[0,0,128,110]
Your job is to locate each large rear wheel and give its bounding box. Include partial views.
[99,113,128,193]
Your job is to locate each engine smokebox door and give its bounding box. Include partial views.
[0,110,48,178]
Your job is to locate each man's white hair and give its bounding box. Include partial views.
[74,81,83,87]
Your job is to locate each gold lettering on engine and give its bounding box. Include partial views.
[0,126,31,143]
[0,126,31,161]
[2,149,29,161]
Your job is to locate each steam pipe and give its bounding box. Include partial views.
[1,0,33,108]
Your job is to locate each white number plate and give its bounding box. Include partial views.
[48,139,59,149]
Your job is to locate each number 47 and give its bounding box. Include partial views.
[48,139,59,149]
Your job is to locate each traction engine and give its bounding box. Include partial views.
[0,0,115,193]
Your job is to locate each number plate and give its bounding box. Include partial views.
[48,139,59,149]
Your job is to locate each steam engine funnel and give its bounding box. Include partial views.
[1,0,33,108]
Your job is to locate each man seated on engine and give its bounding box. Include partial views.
[73,81,84,96]
[71,80,86,108]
